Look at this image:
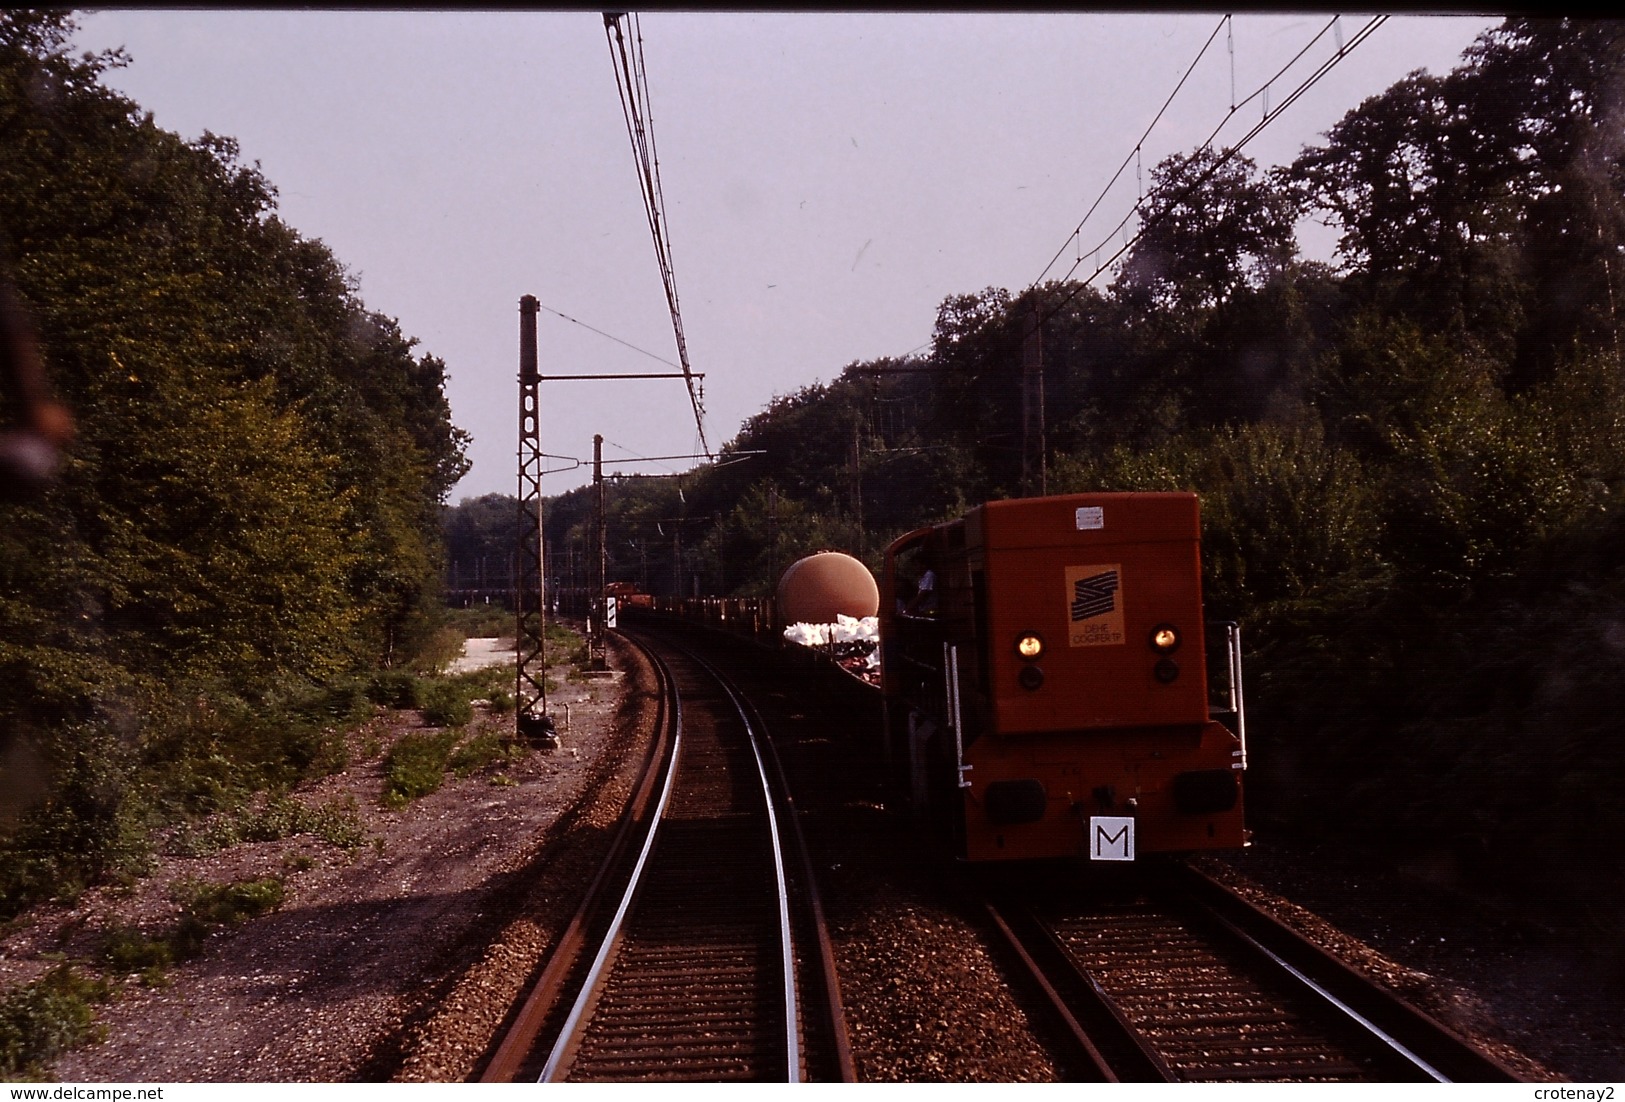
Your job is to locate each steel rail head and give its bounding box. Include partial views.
[672,643,803,1083]
[1166,861,1526,1083]
[480,633,678,1082]
[982,902,1122,1082]
[539,644,686,1082]
[724,668,858,1083]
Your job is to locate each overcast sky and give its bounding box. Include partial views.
[70,9,1501,500]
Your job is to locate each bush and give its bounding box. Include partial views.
[99,925,176,982]
[419,680,474,728]
[0,965,110,1080]
[178,876,285,925]
[412,624,468,675]
[366,670,423,710]
[137,683,354,822]
[382,730,460,808]
[0,725,150,920]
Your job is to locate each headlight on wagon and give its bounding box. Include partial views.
[1015,632,1044,660]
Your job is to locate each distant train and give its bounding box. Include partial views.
[604,580,655,610]
[880,492,1247,863]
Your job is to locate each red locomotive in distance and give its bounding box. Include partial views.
[879,492,1247,864]
[604,580,654,610]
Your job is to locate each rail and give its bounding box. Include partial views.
[484,626,838,1082]
[984,862,1525,1083]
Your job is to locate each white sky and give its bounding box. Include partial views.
[70,9,1501,500]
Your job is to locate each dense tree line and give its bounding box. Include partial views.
[1,12,468,910]
[448,18,1625,905]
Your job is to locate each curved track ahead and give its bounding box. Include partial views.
[482,627,851,1083]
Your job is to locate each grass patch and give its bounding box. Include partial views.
[177,877,285,925]
[384,722,526,806]
[382,729,461,808]
[419,680,473,728]
[166,795,367,857]
[0,965,111,1080]
[96,876,286,988]
[449,732,525,777]
[544,621,589,668]
[99,926,175,973]
[97,925,178,987]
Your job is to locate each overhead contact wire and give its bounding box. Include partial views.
[605,14,711,458]
[1031,14,1230,288]
[1031,14,1387,335]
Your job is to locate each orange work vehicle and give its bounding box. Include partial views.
[879,492,1247,863]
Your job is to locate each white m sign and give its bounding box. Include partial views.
[1089,816,1135,862]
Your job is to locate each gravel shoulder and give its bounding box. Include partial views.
[5,632,649,1083]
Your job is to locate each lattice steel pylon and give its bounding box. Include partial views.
[515,295,558,748]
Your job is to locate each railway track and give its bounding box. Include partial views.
[986,862,1525,1083]
[480,629,852,1083]
[472,616,1528,1083]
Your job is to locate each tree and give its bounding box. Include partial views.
[0,10,470,904]
[1116,149,1300,315]
[1290,19,1625,377]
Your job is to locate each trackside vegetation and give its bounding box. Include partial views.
[0,11,471,921]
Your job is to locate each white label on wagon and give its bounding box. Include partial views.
[1075,506,1104,530]
[1089,816,1135,861]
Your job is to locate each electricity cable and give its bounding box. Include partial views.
[1029,14,1388,333]
[1032,15,1230,288]
[604,12,712,458]
[534,300,682,370]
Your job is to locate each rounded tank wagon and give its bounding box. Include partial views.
[880,492,1247,863]
[776,550,879,625]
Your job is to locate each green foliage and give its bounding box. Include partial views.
[449,731,524,777]
[165,795,367,856]
[442,492,518,592]
[367,670,423,710]
[1053,421,1382,618]
[89,876,287,994]
[0,965,110,1080]
[1117,149,1300,313]
[0,723,151,918]
[381,729,461,808]
[176,876,285,925]
[419,680,474,728]
[99,924,177,979]
[134,684,354,824]
[0,10,469,916]
[441,603,512,639]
